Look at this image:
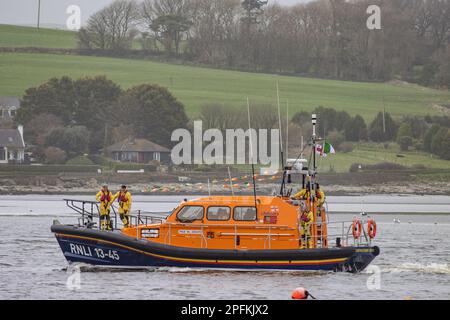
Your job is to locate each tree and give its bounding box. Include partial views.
[199,104,242,131]
[44,147,67,164]
[312,106,338,136]
[369,112,398,142]
[344,115,367,142]
[45,126,90,157]
[291,111,310,127]
[398,136,413,151]
[117,84,189,146]
[241,0,268,26]
[440,131,450,160]
[431,127,449,157]
[24,113,64,146]
[17,76,122,153]
[78,0,138,51]
[141,0,194,55]
[424,124,441,151]
[396,123,413,143]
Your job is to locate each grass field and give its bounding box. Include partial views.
[1,25,450,171]
[1,52,450,119]
[315,143,450,173]
[0,25,77,48]
[1,25,450,119]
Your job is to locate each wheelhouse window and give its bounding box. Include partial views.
[176,206,204,222]
[207,206,230,221]
[234,207,257,221]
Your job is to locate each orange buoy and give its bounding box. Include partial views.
[292,287,315,300]
[367,218,377,239]
[352,218,362,239]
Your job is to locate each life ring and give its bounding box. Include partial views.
[352,219,362,239]
[367,219,377,239]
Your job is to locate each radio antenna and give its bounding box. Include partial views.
[247,97,258,210]
[227,167,234,196]
[286,100,289,159]
[277,82,286,196]
[277,82,284,168]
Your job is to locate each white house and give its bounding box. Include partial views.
[0,125,25,164]
[0,97,20,123]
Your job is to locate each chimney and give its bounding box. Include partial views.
[18,125,24,146]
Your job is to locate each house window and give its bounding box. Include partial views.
[9,109,16,117]
[0,109,4,118]
[0,148,5,161]
[121,152,138,162]
[153,152,161,161]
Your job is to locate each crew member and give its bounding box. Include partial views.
[298,202,314,249]
[96,184,113,230]
[112,185,132,228]
[293,182,311,201]
[315,183,325,208]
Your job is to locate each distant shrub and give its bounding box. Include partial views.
[44,147,67,164]
[113,163,156,172]
[88,154,115,166]
[66,155,94,166]
[398,136,413,151]
[349,163,361,173]
[413,141,424,151]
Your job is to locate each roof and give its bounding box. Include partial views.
[0,129,25,148]
[0,97,20,108]
[107,138,170,153]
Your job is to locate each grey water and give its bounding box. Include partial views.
[0,194,449,300]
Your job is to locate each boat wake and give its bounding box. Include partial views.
[384,263,450,274]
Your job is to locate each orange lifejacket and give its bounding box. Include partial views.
[100,192,111,203]
[117,192,128,203]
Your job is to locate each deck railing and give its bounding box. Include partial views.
[64,199,373,249]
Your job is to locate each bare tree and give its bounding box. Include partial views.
[78,0,138,51]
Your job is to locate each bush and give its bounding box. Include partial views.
[326,130,344,149]
[414,141,424,151]
[44,147,67,164]
[113,163,157,172]
[45,126,90,156]
[88,154,116,166]
[398,136,413,151]
[349,163,361,173]
[66,155,95,165]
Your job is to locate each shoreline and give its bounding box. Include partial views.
[1,182,449,197]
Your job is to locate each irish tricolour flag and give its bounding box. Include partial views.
[316,142,335,157]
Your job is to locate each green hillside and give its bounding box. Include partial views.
[0,24,77,48]
[1,24,450,119]
[1,52,449,119]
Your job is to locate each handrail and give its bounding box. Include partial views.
[64,199,374,248]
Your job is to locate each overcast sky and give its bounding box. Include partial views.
[0,0,310,29]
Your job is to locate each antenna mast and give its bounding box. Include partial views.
[277,82,287,197]
[247,98,258,209]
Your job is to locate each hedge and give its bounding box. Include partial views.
[0,164,101,173]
